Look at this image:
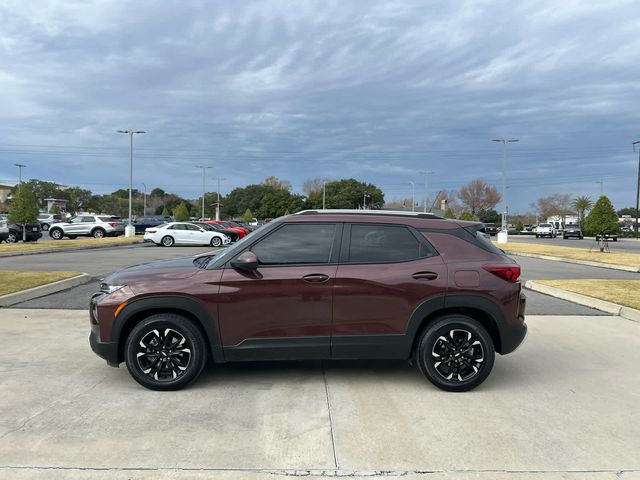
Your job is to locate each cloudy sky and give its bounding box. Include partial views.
[1,0,639,213]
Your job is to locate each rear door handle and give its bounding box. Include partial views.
[412,272,438,280]
[303,274,330,283]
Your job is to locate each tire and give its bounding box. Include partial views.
[210,236,222,247]
[415,315,495,392]
[49,228,64,240]
[161,235,175,247]
[6,231,19,243]
[92,228,106,239]
[124,314,207,391]
[563,236,567,240]
[41,223,49,231]
[535,234,539,238]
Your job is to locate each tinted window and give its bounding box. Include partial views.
[82,216,96,223]
[251,223,336,265]
[348,224,428,263]
[185,224,201,231]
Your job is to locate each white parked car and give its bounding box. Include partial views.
[144,222,231,247]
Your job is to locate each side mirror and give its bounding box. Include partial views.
[230,251,259,271]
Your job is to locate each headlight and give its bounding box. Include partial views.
[100,283,125,294]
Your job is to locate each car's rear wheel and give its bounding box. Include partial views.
[161,235,174,247]
[6,231,19,243]
[416,315,495,392]
[210,236,222,247]
[41,223,50,231]
[124,314,207,391]
[49,228,63,240]
[92,228,106,239]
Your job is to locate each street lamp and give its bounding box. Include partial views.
[595,180,603,197]
[214,177,226,220]
[418,171,434,212]
[14,163,26,184]
[363,192,370,209]
[492,138,519,242]
[196,166,212,219]
[632,140,640,239]
[322,181,327,210]
[141,183,147,217]
[117,129,145,237]
[409,181,415,212]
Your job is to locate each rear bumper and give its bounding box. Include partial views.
[500,291,527,354]
[89,331,120,367]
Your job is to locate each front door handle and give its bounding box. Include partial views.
[303,274,330,283]
[412,271,438,280]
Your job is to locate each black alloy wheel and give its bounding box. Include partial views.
[416,315,495,392]
[161,235,174,247]
[210,236,222,247]
[124,314,207,391]
[49,228,63,240]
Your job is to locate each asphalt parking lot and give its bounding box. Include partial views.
[1,242,639,479]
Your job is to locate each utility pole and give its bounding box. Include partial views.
[418,171,434,212]
[492,138,519,240]
[142,183,147,216]
[196,166,212,219]
[214,177,226,220]
[14,163,26,184]
[322,181,326,210]
[409,181,415,212]
[633,141,640,239]
[117,129,145,237]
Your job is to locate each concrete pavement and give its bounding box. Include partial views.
[1,309,638,478]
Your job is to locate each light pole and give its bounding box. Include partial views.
[633,140,640,239]
[595,180,603,197]
[214,177,226,220]
[492,138,518,241]
[14,163,26,184]
[142,183,147,216]
[418,171,434,212]
[409,181,415,212]
[196,166,212,219]
[322,181,327,210]
[117,129,145,236]
[363,192,370,210]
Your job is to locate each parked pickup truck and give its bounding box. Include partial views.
[535,223,556,238]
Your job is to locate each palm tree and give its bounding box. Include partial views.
[571,195,593,223]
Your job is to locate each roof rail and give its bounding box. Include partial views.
[294,209,444,219]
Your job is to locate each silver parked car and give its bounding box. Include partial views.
[48,215,126,239]
[37,213,64,231]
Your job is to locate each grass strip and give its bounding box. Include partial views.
[536,279,640,311]
[0,236,143,254]
[496,241,640,269]
[0,271,82,296]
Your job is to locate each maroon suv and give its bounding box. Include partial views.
[90,210,526,392]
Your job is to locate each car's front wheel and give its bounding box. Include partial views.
[124,314,207,391]
[416,315,495,392]
[41,223,50,231]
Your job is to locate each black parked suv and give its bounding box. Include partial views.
[90,210,527,392]
[4,222,42,243]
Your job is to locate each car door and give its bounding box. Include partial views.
[217,222,341,361]
[168,224,190,244]
[331,223,448,359]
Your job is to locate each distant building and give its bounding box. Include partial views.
[0,182,15,203]
[44,198,68,213]
[547,214,578,229]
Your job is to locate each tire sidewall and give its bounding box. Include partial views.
[417,315,495,392]
[124,314,207,391]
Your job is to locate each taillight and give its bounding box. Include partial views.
[107,222,116,227]
[147,229,156,234]
[483,264,521,282]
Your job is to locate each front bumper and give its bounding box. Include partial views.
[89,331,120,367]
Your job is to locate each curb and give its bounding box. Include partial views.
[0,241,146,258]
[0,273,93,307]
[503,251,640,273]
[524,280,640,323]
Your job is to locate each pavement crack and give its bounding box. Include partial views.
[321,363,339,470]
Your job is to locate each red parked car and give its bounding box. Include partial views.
[90,210,526,392]
[203,220,248,238]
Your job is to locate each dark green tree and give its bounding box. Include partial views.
[617,207,639,217]
[242,208,254,223]
[583,196,619,236]
[8,183,39,240]
[161,206,170,216]
[443,208,456,219]
[478,208,500,224]
[306,179,384,209]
